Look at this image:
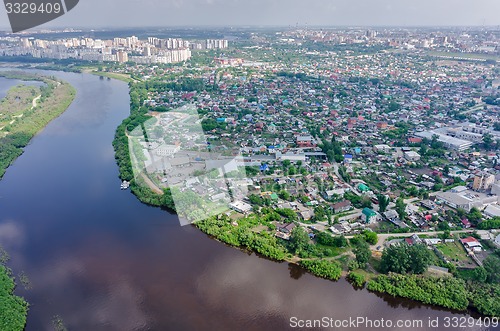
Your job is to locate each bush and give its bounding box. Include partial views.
[0,266,28,331]
[467,282,500,317]
[367,274,469,311]
[300,259,342,281]
[348,271,366,287]
[316,233,348,248]
[362,230,378,245]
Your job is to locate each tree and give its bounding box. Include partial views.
[362,230,378,245]
[361,196,373,209]
[290,226,309,253]
[439,230,451,241]
[395,197,407,220]
[472,267,488,283]
[387,101,401,113]
[483,133,493,150]
[478,217,500,230]
[407,186,419,197]
[380,244,432,274]
[409,245,433,274]
[468,207,483,224]
[484,253,500,284]
[279,190,291,201]
[377,194,390,213]
[353,240,371,268]
[334,235,348,248]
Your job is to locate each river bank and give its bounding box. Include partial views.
[0,247,28,331]
[0,71,76,179]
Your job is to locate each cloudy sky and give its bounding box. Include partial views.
[1,0,500,30]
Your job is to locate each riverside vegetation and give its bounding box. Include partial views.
[0,71,76,179]
[0,247,28,331]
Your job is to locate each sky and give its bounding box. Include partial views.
[1,0,500,30]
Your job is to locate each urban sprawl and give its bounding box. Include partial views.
[2,27,500,316]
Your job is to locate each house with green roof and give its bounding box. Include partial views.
[361,208,378,224]
[358,183,370,193]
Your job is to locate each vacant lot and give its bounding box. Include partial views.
[436,242,475,268]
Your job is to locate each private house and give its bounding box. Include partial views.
[358,183,371,193]
[296,135,316,147]
[461,219,472,229]
[229,201,252,214]
[361,208,378,224]
[405,234,422,246]
[404,151,421,162]
[460,237,483,253]
[277,222,296,234]
[300,210,315,221]
[332,200,352,213]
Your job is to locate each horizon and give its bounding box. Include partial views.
[1,24,500,35]
[1,0,500,33]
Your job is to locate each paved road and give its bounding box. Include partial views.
[347,230,491,251]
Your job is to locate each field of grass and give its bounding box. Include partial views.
[90,71,134,83]
[435,242,470,263]
[0,85,40,136]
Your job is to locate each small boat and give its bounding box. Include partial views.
[120,181,130,190]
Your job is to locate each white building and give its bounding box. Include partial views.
[404,151,421,161]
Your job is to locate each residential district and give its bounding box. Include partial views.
[3,27,500,316]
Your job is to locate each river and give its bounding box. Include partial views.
[0,70,497,331]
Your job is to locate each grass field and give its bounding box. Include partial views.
[89,71,134,83]
[436,242,471,264]
[0,85,40,137]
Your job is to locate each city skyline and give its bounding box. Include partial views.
[1,0,500,31]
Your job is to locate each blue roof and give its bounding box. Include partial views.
[344,154,353,159]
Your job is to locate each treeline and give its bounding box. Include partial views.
[478,217,500,230]
[113,81,179,211]
[0,133,31,178]
[467,283,500,317]
[137,78,206,93]
[367,274,469,311]
[368,273,500,317]
[0,251,28,331]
